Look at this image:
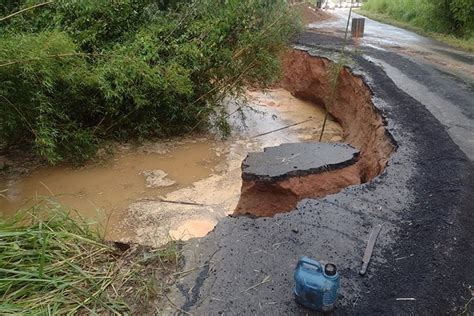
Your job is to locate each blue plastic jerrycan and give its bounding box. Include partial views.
[294,256,340,312]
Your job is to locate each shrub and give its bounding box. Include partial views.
[0,0,301,164]
[0,31,101,164]
[450,0,474,37]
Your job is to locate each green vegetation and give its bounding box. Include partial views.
[0,0,301,164]
[360,0,474,51]
[357,9,474,52]
[0,202,180,314]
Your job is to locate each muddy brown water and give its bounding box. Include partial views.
[0,142,221,240]
[0,88,343,245]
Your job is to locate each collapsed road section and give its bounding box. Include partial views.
[280,50,395,182]
[235,143,361,216]
[235,50,395,217]
[168,35,474,315]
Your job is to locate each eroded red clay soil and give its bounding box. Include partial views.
[234,50,395,217]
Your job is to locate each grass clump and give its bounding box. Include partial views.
[0,0,302,165]
[360,0,474,51]
[0,203,181,314]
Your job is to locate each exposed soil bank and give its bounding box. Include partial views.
[234,50,395,216]
[235,142,361,216]
[236,163,361,217]
[280,50,395,181]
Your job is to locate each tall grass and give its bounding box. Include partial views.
[362,0,473,40]
[0,202,180,314]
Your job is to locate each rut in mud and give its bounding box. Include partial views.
[234,50,396,217]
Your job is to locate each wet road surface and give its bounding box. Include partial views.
[310,9,474,160]
[310,8,474,81]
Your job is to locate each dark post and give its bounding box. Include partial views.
[351,18,365,38]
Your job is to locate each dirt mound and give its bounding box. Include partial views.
[293,3,334,24]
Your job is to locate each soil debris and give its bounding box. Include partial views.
[293,3,334,25]
[142,170,176,188]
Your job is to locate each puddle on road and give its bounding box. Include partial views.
[0,88,343,246]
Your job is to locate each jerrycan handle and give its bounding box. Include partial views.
[297,257,323,272]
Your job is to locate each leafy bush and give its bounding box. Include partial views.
[450,0,474,37]
[0,0,301,164]
[0,31,101,164]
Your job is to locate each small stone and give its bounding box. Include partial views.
[142,170,175,188]
[292,228,299,234]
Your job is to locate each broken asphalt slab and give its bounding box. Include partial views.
[242,142,359,182]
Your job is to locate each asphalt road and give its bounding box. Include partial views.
[310,8,474,160]
[165,14,474,315]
